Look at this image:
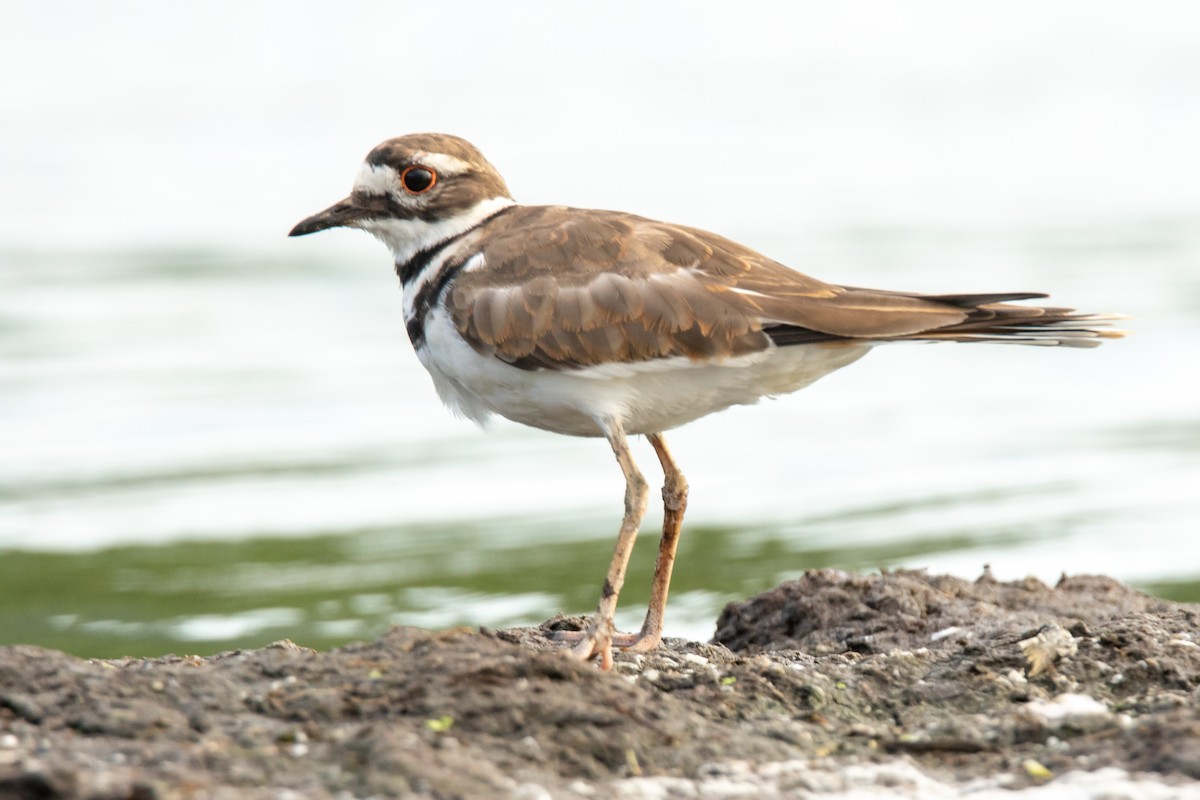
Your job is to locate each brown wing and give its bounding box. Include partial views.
[447,206,976,370]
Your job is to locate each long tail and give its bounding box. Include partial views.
[899,292,1128,348]
[763,291,1128,348]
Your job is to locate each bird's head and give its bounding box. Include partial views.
[289,133,513,262]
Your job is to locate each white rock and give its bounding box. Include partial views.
[697,779,762,799]
[510,783,553,800]
[614,777,697,799]
[1023,693,1111,727]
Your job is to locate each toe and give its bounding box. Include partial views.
[569,634,614,669]
[624,631,662,653]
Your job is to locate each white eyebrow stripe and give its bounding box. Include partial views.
[413,152,472,176]
[353,162,397,195]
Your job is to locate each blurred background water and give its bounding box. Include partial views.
[1,2,1198,658]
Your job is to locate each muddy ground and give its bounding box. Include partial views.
[3,569,1200,799]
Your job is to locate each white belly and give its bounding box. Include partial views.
[415,307,871,437]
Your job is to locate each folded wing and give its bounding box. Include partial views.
[447,207,1123,370]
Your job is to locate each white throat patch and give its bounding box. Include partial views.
[359,195,516,265]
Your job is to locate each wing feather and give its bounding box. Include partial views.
[445,206,1059,370]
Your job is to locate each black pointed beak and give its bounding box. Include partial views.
[288,197,366,237]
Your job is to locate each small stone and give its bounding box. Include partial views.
[697,779,761,798]
[695,761,753,780]
[930,626,963,642]
[615,777,697,799]
[511,784,553,800]
[755,760,808,779]
[1023,693,1112,731]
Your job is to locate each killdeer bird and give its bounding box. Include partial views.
[290,133,1125,669]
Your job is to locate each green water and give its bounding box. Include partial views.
[1,518,1064,658]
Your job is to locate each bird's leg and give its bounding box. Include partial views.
[620,432,689,652]
[567,418,649,669]
[554,431,688,659]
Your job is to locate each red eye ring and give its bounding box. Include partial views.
[400,165,437,195]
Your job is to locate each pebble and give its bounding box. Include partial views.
[930,625,963,641]
[1023,693,1112,728]
[695,761,753,780]
[511,784,553,800]
[615,776,697,798]
[697,779,761,798]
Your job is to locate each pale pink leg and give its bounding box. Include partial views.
[625,432,688,652]
[566,418,649,669]
[556,430,688,665]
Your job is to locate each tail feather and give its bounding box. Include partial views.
[764,293,1128,349]
[855,289,1051,308]
[908,308,1128,348]
[925,291,1049,306]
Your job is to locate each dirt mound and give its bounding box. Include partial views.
[2,570,1200,798]
[714,568,1175,653]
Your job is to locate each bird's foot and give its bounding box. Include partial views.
[549,623,663,668]
[570,626,615,671]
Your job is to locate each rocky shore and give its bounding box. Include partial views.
[3,569,1200,799]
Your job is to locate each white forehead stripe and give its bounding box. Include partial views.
[353,162,397,195]
[413,152,472,176]
[353,153,472,195]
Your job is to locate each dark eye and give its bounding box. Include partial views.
[400,166,436,194]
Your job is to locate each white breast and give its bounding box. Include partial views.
[412,305,872,437]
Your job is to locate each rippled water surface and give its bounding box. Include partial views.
[2,3,1198,657]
